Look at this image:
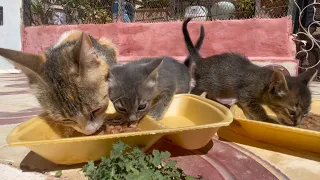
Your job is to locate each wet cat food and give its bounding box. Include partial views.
[94,123,140,135]
[296,113,320,132]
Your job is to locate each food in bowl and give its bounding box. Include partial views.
[58,115,141,138]
[296,113,320,132]
[93,123,140,135]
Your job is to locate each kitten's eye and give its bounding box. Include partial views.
[138,103,147,111]
[116,106,126,113]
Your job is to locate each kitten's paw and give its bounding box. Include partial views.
[254,116,283,125]
[263,117,284,125]
[278,118,295,126]
[148,111,163,121]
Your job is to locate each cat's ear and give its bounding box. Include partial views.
[298,68,318,86]
[144,59,163,88]
[269,70,289,97]
[0,48,45,75]
[74,33,100,72]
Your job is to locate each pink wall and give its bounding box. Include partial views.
[21,17,298,74]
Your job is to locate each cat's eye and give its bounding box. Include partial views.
[138,104,147,111]
[89,108,102,121]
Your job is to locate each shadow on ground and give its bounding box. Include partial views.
[20,151,85,173]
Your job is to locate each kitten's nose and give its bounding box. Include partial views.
[129,115,137,122]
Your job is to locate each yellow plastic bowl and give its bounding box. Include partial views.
[228,99,320,154]
[7,94,233,165]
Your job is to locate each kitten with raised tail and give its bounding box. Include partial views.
[183,18,318,126]
[0,30,117,135]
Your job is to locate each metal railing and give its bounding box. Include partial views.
[293,0,320,81]
[22,0,292,26]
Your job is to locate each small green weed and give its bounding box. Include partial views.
[82,141,203,180]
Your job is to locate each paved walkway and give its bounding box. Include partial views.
[0,73,319,180]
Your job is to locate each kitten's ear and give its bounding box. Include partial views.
[298,68,318,86]
[269,70,289,97]
[0,48,45,75]
[106,70,117,88]
[75,33,100,71]
[144,59,163,88]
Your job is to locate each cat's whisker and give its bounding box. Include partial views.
[113,95,127,104]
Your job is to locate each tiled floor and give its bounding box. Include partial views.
[0,73,319,180]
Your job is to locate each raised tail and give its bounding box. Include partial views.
[183,18,203,67]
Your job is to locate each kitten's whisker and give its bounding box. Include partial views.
[113,95,126,103]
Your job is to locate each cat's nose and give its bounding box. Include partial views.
[129,115,138,122]
[73,114,104,135]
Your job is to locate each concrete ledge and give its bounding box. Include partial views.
[119,56,299,76]
[5,57,298,76]
[22,17,295,59]
[0,69,22,74]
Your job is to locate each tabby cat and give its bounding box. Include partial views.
[183,18,318,126]
[0,30,117,135]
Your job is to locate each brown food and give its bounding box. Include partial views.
[296,113,320,131]
[93,123,140,135]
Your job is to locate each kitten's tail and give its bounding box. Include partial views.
[183,18,204,66]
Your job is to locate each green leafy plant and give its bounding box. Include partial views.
[55,170,62,178]
[28,0,113,25]
[234,0,255,19]
[82,141,203,180]
[136,0,170,9]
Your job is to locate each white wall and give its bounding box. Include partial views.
[0,0,22,70]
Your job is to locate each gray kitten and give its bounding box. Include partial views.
[107,57,190,123]
[106,25,204,123]
[183,18,318,126]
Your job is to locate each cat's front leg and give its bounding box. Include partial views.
[206,92,231,108]
[237,101,282,124]
[267,105,295,126]
[190,84,205,95]
[148,90,174,120]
